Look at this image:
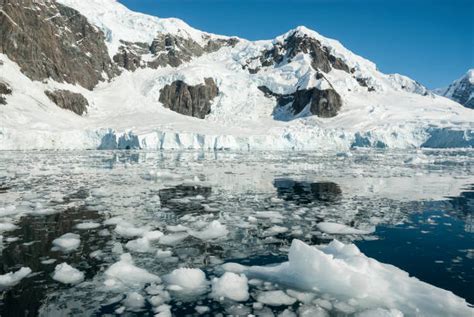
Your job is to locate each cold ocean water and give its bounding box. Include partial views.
[0,150,472,316]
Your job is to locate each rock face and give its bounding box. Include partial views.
[434,70,474,109]
[113,35,239,71]
[259,86,342,118]
[0,81,12,105]
[45,90,89,116]
[245,30,351,74]
[0,0,117,89]
[159,78,219,119]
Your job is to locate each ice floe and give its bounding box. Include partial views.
[52,263,84,284]
[52,233,81,252]
[225,239,473,316]
[0,267,31,289]
[316,222,375,235]
[211,272,249,302]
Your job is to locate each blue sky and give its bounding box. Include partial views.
[118,0,473,88]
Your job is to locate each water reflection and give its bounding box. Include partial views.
[0,206,106,316]
[159,185,212,212]
[274,179,342,204]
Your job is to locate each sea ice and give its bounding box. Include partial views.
[229,239,473,316]
[211,272,249,302]
[189,220,228,241]
[256,290,297,306]
[52,233,80,252]
[0,267,31,289]
[75,222,101,230]
[104,253,161,288]
[316,222,375,235]
[163,268,208,294]
[52,263,84,284]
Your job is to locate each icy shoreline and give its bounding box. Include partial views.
[1,126,472,151]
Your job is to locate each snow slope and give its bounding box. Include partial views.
[0,0,473,150]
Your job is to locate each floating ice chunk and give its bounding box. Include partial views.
[159,232,189,245]
[264,225,289,236]
[125,237,153,253]
[255,211,284,219]
[90,188,111,197]
[123,292,145,309]
[115,223,148,238]
[103,216,124,226]
[143,230,164,241]
[156,249,173,258]
[52,233,80,252]
[0,205,19,217]
[355,308,404,317]
[75,222,101,230]
[316,222,375,235]
[195,305,210,314]
[211,272,249,302]
[189,220,228,241]
[166,224,189,232]
[298,305,329,317]
[0,267,31,289]
[104,253,161,288]
[163,268,208,294]
[154,304,172,317]
[238,239,473,316]
[256,290,297,306]
[221,262,247,274]
[0,223,17,232]
[52,263,84,284]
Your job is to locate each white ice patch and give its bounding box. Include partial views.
[52,233,80,252]
[211,272,249,302]
[230,239,473,316]
[316,222,375,235]
[52,263,84,284]
[256,290,297,306]
[0,267,31,289]
[163,268,208,294]
[75,222,101,230]
[104,253,161,289]
[189,220,228,241]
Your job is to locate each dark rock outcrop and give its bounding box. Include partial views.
[435,71,474,109]
[245,31,350,74]
[0,0,117,89]
[113,35,238,71]
[259,85,342,118]
[113,41,149,71]
[159,78,219,119]
[0,81,12,105]
[45,89,89,116]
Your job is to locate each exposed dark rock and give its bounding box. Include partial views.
[0,81,12,105]
[159,78,219,119]
[45,89,89,116]
[356,77,376,92]
[259,85,342,118]
[443,76,474,109]
[245,31,350,74]
[148,33,205,68]
[0,0,118,89]
[112,34,237,71]
[113,40,149,71]
[204,37,240,53]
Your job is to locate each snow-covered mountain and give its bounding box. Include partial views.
[0,0,473,150]
[434,69,474,109]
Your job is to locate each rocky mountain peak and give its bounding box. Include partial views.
[434,69,474,109]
